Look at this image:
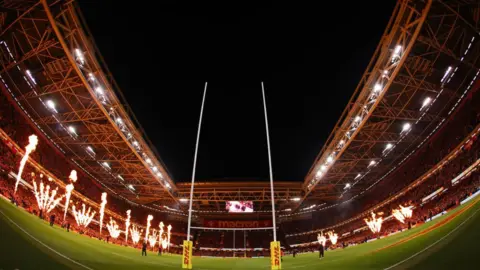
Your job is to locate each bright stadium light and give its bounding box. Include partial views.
[291,197,301,202]
[284,208,292,212]
[68,126,77,135]
[355,173,361,179]
[393,45,402,55]
[46,100,56,112]
[165,182,171,188]
[128,184,135,191]
[156,172,162,178]
[116,117,123,124]
[316,171,323,178]
[354,116,362,122]
[74,48,85,65]
[146,158,152,165]
[441,66,452,83]
[385,143,393,150]
[103,162,110,169]
[345,183,351,189]
[420,97,432,110]
[320,165,327,172]
[326,155,333,163]
[402,123,411,133]
[391,45,402,62]
[152,166,158,172]
[95,86,104,95]
[369,160,376,167]
[88,73,95,81]
[86,146,95,156]
[339,139,345,145]
[117,174,124,181]
[26,70,37,85]
[179,198,189,203]
[373,84,383,93]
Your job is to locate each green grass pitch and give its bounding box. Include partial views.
[1,197,479,270]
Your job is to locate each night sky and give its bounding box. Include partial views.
[78,1,396,182]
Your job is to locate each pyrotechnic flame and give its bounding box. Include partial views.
[161,238,168,249]
[32,180,63,213]
[63,183,74,220]
[364,212,383,233]
[159,221,164,241]
[107,217,121,238]
[145,215,153,241]
[125,210,131,242]
[167,224,172,250]
[327,231,338,245]
[99,192,107,233]
[15,135,38,193]
[392,209,405,223]
[317,232,326,246]
[393,205,413,223]
[130,224,141,244]
[72,203,96,227]
[69,170,78,182]
[400,205,413,218]
[148,229,158,248]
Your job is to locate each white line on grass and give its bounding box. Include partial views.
[0,210,94,270]
[384,207,480,270]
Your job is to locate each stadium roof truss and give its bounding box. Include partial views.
[0,0,177,205]
[301,0,480,210]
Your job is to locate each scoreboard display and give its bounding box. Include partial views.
[225,201,254,213]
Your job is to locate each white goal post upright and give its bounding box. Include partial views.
[261,82,277,242]
[183,82,208,269]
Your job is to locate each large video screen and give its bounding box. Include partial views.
[226,201,254,213]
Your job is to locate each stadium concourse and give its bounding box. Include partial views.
[1,0,480,269]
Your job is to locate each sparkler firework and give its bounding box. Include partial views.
[167,224,172,250]
[393,205,413,223]
[99,192,107,233]
[106,217,121,238]
[125,210,131,242]
[317,232,326,246]
[15,135,38,193]
[145,215,153,241]
[364,212,383,233]
[327,231,338,245]
[72,203,96,227]
[32,180,63,213]
[63,170,77,220]
[148,229,158,248]
[130,224,141,244]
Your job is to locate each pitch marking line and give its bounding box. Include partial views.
[384,207,480,270]
[0,209,95,270]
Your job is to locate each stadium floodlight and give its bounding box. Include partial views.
[74,48,85,65]
[355,173,361,179]
[420,97,432,110]
[339,139,345,145]
[68,126,77,135]
[382,70,389,78]
[102,162,110,169]
[117,174,124,181]
[393,45,402,55]
[128,184,135,191]
[146,158,152,165]
[86,146,95,155]
[385,143,393,151]
[26,70,37,85]
[88,73,95,81]
[345,183,351,189]
[291,197,301,202]
[116,117,123,124]
[95,86,104,95]
[179,198,189,203]
[441,66,452,83]
[369,160,376,167]
[354,116,362,122]
[152,166,158,172]
[326,155,333,163]
[46,100,56,112]
[320,165,327,172]
[284,208,292,211]
[402,123,411,133]
[156,172,162,178]
[316,170,323,178]
[373,83,383,93]
[391,45,402,62]
[165,182,171,188]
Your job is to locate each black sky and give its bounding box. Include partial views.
[78,1,396,182]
